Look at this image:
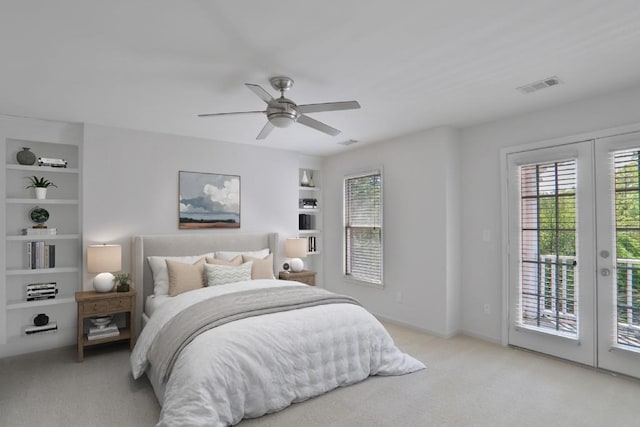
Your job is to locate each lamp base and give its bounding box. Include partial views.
[93,272,115,293]
[290,258,304,272]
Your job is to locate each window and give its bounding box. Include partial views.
[343,170,383,285]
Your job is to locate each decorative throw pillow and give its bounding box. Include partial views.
[166,258,205,297]
[215,248,269,262]
[147,253,212,296]
[242,253,275,280]
[205,261,253,287]
[204,255,242,266]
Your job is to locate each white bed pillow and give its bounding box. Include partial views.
[148,253,212,296]
[215,248,269,262]
[205,262,253,287]
[205,255,242,266]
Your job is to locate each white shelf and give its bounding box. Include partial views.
[6,164,79,174]
[6,234,80,241]
[298,208,320,214]
[6,198,79,205]
[7,297,75,310]
[299,186,320,192]
[307,251,321,256]
[298,229,320,234]
[6,267,79,276]
[3,126,82,355]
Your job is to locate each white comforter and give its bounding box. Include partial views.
[131,280,425,427]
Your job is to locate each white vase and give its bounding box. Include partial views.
[35,188,47,199]
[301,170,310,186]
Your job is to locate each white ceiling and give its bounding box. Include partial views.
[2,1,640,156]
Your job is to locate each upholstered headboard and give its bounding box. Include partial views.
[131,232,278,333]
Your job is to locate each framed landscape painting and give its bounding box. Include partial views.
[179,171,241,229]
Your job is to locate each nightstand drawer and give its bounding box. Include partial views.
[295,276,315,286]
[108,297,131,311]
[82,297,131,315]
[279,270,316,286]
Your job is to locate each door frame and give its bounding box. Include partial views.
[500,123,640,347]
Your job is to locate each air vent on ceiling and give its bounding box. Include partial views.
[338,139,359,146]
[517,76,562,94]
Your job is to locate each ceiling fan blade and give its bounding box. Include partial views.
[256,121,275,140]
[198,110,264,118]
[296,101,361,114]
[297,114,341,136]
[245,83,274,104]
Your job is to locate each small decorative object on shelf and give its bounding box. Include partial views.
[301,170,311,186]
[33,313,49,326]
[299,198,318,209]
[29,206,50,228]
[23,227,56,235]
[114,273,131,292]
[37,157,68,168]
[25,313,57,335]
[25,176,57,200]
[17,147,36,165]
[26,283,58,301]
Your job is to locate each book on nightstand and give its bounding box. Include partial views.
[88,323,120,340]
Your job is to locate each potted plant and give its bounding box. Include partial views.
[114,273,131,292]
[25,176,57,199]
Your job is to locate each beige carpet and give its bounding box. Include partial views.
[1,322,639,426]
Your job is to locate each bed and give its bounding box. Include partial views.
[130,232,425,426]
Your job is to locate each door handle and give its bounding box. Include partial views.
[600,268,611,277]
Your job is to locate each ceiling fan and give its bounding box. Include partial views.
[198,76,361,140]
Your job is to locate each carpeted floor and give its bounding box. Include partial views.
[1,321,639,426]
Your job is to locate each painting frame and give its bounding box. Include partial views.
[178,171,241,229]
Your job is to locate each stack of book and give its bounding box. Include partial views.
[88,323,120,341]
[22,228,57,236]
[26,241,55,269]
[307,236,317,252]
[26,282,58,301]
[25,322,58,335]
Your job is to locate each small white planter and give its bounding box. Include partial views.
[35,188,47,199]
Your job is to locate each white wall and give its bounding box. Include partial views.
[460,84,640,342]
[82,124,310,290]
[323,127,462,337]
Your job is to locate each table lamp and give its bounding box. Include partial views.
[87,244,122,292]
[284,238,307,272]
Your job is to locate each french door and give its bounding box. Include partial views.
[507,134,640,379]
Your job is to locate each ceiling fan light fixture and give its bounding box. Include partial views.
[268,112,296,128]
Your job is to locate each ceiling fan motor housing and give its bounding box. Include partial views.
[267,97,299,127]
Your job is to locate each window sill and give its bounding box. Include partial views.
[342,275,384,289]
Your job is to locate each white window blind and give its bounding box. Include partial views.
[519,160,578,336]
[344,171,382,285]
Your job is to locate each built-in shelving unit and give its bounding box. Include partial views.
[1,117,83,357]
[298,168,322,277]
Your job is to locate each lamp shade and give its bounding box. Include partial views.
[87,244,122,273]
[284,238,307,258]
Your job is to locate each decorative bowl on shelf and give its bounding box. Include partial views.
[90,315,113,329]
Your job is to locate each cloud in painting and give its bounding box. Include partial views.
[203,178,240,213]
[179,173,240,214]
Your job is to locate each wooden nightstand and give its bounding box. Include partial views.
[75,289,136,362]
[279,270,316,286]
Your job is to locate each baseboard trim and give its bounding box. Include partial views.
[461,329,502,345]
[373,312,461,339]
